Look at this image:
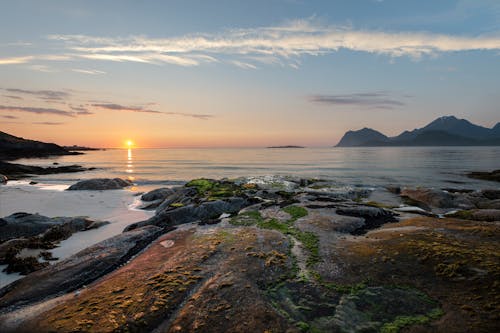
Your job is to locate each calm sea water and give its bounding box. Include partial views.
[12,147,500,190]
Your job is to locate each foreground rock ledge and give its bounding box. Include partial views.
[0,177,498,332]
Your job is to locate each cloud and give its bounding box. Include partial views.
[231,61,257,69]
[41,18,500,69]
[92,102,213,119]
[92,103,163,114]
[3,95,23,100]
[33,122,65,125]
[309,92,406,109]
[71,68,106,75]
[0,105,75,117]
[4,88,71,101]
[70,105,94,115]
[0,56,33,65]
[1,115,18,119]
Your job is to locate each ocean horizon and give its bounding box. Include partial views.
[11,146,500,190]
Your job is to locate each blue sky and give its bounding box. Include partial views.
[1,0,499,147]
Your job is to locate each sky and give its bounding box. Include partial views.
[1,0,499,148]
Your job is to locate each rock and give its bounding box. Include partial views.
[400,188,475,209]
[153,187,197,211]
[0,225,163,311]
[470,209,500,221]
[394,206,437,217]
[29,181,37,185]
[477,199,500,210]
[401,188,454,208]
[141,187,175,202]
[0,174,7,184]
[0,213,106,243]
[333,287,439,332]
[125,197,248,231]
[479,189,500,200]
[335,205,398,234]
[466,169,500,182]
[0,161,88,180]
[67,178,132,190]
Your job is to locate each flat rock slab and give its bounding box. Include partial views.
[0,225,162,311]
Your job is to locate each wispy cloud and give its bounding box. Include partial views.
[70,105,94,115]
[92,102,213,119]
[92,103,163,114]
[42,18,500,69]
[33,121,65,125]
[0,105,75,117]
[71,68,106,75]
[2,19,500,70]
[231,60,257,69]
[1,115,18,119]
[0,56,33,65]
[4,88,71,101]
[309,92,406,110]
[3,95,23,100]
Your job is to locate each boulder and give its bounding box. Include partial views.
[67,178,132,190]
[0,225,162,311]
[400,188,472,209]
[0,174,7,184]
[0,213,106,243]
[125,197,248,231]
[141,187,175,202]
[335,205,398,234]
[470,209,500,222]
[477,199,500,210]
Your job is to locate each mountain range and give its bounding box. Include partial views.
[336,116,500,147]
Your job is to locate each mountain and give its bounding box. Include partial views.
[0,131,80,160]
[336,128,389,147]
[336,116,500,147]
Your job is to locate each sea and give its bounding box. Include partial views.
[11,146,500,190]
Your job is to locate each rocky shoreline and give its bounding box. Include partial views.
[0,175,498,332]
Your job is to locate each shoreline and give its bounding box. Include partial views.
[0,181,154,288]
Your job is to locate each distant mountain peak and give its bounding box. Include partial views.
[335,115,500,147]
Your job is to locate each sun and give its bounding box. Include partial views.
[125,140,134,148]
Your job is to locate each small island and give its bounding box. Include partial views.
[267,145,305,149]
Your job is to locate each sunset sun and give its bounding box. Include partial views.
[125,140,134,148]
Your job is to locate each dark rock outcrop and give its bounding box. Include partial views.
[0,131,80,160]
[0,174,6,184]
[141,188,175,202]
[125,198,248,231]
[0,213,105,243]
[67,178,132,190]
[335,205,398,234]
[0,161,88,180]
[467,169,500,182]
[0,225,162,311]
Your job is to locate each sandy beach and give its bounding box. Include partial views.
[0,181,154,288]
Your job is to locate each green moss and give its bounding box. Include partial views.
[230,211,264,226]
[296,321,310,331]
[380,307,443,333]
[170,202,184,208]
[186,178,242,199]
[186,178,216,194]
[283,205,308,220]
